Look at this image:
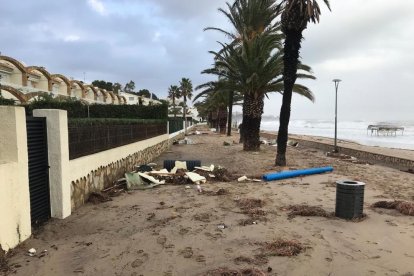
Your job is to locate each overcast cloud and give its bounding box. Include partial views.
[1,0,413,120]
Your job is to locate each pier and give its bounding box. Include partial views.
[367,125,404,136]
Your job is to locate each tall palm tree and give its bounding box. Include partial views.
[275,0,330,166]
[168,85,180,118]
[202,38,314,150]
[179,78,193,134]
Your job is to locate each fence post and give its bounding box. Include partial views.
[167,121,170,135]
[33,109,71,219]
[0,106,31,251]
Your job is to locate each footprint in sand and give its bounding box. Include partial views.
[157,235,167,246]
[179,247,194,258]
[196,255,206,263]
[131,250,149,268]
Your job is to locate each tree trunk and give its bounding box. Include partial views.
[243,93,264,151]
[173,96,176,118]
[227,91,234,136]
[275,28,303,166]
[183,95,187,135]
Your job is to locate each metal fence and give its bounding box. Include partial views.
[168,119,184,134]
[68,122,167,159]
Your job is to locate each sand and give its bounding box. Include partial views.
[2,126,414,276]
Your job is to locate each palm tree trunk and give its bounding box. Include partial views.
[183,95,187,135]
[173,96,176,118]
[227,91,234,136]
[275,29,303,166]
[243,93,264,151]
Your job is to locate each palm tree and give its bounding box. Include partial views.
[179,78,193,134]
[275,0,330,166]
[195,79,243,136]
[202,38,314,150]
[168,85,180,118]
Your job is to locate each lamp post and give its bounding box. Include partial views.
[333,79,342,153]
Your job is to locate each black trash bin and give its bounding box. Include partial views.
[335,180,365,219]
[163,160,201,171]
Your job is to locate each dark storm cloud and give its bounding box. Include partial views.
[1,0,412,120]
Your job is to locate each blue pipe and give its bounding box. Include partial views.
[263,166,334,181]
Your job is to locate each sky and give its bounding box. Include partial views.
[1,0,413,121]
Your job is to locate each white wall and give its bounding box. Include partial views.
[69,134,169,183]
[0,107,31,251]
[33,109,71,219]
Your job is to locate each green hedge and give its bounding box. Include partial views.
[0,96,16,106]
[25,100,168,119]
[69,118,166,127]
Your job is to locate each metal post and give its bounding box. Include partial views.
[333,79,342,153]
[0,75,2,97]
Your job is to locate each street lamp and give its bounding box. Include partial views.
[333,79,342,153]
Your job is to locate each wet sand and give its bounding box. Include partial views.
[2,126,414,276]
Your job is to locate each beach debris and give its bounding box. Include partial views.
[202,267,267,276]
[234,255,268,265]
[237,175,249,182]
[27,248,37,257]
[136,164,153,172]
[223,141,231,146]
[261,239,304,257]
[236,198,267,219]
[287,140,299,147]
[138,172,166,185]
[263,166,334,182]
[88,192,112,204]
[194,165,215,172]
[236,198,264,209]
[186,172,207,184]
[210,128,217,132]
[217,223,227,229]
[195,131,201,135]
[178,138,194,145]
[284,204,333,218]
[125,172,162,190]
[372,200,414,216]
[185,185,191,189]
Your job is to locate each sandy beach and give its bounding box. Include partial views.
[2,126,414,276]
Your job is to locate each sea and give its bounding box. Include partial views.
[260,120,414,150]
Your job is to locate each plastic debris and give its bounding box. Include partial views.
[138,173,166,185]
[238,176,249,182]
[186,172,206,184]
[28,248,36,257]
[217,223,226,229]
[125,172,163,190]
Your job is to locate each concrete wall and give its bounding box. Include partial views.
[0,107,31,251]
[70,135,169,209]
[33,109,71,219]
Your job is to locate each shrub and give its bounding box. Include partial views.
[24,96,168,119]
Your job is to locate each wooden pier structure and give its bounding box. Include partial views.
[367,125,405,136]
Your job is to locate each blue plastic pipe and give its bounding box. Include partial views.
[263,166,334,181]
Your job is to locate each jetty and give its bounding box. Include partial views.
[367,124,405,136]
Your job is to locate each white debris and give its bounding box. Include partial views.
[28,248,36,256]
[185,185,191,189]
[238,176,249,182]
[186,172,207,183]
[195,131,201,135]
[175,161,188,170]
[138,173,166,185]
[150,169,171,174]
